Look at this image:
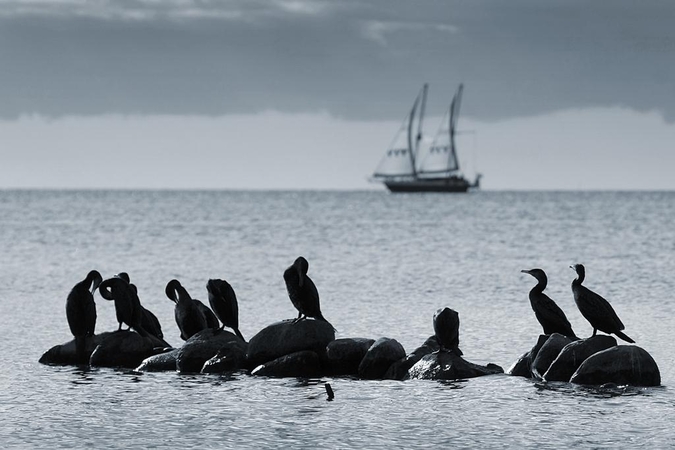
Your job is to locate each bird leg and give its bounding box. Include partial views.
[293,314,306,324]
[592,328,597,337]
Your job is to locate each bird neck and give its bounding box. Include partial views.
[572,271,585,286]
[531,276,546,293]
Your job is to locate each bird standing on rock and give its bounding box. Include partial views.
[283,256,334,330]
[521,268,577,339]
[570,264,635,343]
[433,307,463,355]
[207,278,245,341]
[66,270,102,363]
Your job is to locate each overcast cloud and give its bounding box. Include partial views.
[1,0,674,121]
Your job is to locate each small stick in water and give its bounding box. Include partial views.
[325,383,334,401]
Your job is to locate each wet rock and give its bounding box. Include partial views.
[251,350,322,378]
[531,333,573,379]
[201,344,248,374]
[325,338,375,376]
[90,331,167,368]
[507,334,549,378]
[570,345,661,387]
[543,335,617,382]
[136,349,179,372]
[176,328,246,373]
[384,335,440,380]
[406,351,504,380]
[246,319,335,369]
[39,332,115,366]
[357,337,406,380]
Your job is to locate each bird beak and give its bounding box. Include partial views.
[520,269,529,274]
[569,265,574,270]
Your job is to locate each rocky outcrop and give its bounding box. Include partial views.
[176,328,246,373]
[543,335,617,382]
[507,335,549,378]
[251,351,322,378]
[383,336,439,380]
[531,333,573,379]
[89,331,168,368]
[245,319,335,369]
[357,337,406,380]
[406,351,504,380]
[136,349,180,372]
[325,338,375,376]
[570,345,661,387]
[40,332,115,366]
[201,344,248,374]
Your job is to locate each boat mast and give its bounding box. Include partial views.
[449,83,463,173]
[416,83,428,163]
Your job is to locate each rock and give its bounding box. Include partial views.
[357,337,406,380]
[543,335,617,382]
[406,351,504,380]
[201,344,248,374]
[384,335,439,380]
[39,332,115,366]
[251,351,322,378]
[90,331,167,368]
[246,319,335,369]
[570,345,661,387]
[531,333,573,379]
[507,334,549,378]
[176,328,246,373]
[325,338,375,375]
[136,349,180,372]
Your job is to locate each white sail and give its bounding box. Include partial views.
[372,84,427,178]
[418,84,462,177]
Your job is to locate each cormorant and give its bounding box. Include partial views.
[433,307,463,355]
[165,279,209,340]
[207,278,245,341]
[115,272,166,342]
[521,268,577,339]
[65,270,102,363]
[283,256,334,330]
[99,276,147,336]
[570,264,635,343]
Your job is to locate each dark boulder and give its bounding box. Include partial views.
[251,351,322,378]
[384,335,440,380]
[90,331,168,368]
[325,338,375,376]
[543,335,617,382]
[570,345,661,387]
[531,333,573,379]
[136,349,180,372]
[176,328,246,373]
[246,319,335,369]
[507,334,553,378]
[357,337,406,380]
[39,332,115,366]
[406,351,504,380]
[201,344,248,374]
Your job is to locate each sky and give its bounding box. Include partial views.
[1,0,674,190]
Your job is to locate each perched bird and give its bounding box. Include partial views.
[283,256,334,330]
[165,279,210,340]
[433,307,463,355]
[115,272,167,344]
[521,268,577,339]
[207,278,245,341]
[99,276,147,336]
[65,270,102,363]
[570,264,635,343]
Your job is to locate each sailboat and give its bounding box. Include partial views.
[371,83,481,193]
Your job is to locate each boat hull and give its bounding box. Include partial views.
[383,177,472,193]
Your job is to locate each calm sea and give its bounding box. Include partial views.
[0,190,673,448]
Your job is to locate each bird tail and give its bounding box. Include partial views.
[234,328,246,342]
[615,331,635,343]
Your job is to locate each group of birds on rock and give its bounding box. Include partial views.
[65,257,333,356]
[521,264,635,343]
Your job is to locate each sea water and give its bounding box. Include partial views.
[0,190,673,448]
